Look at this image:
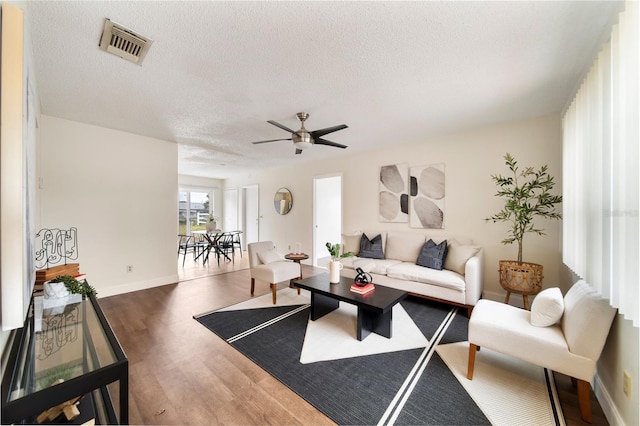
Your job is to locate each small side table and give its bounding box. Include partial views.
[285,253,309,278]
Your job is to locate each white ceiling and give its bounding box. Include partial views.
[25,1,622,179]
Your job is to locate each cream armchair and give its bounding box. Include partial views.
[467,280,616,423]
[248,241,301,304]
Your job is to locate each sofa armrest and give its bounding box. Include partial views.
[464,249,484,306]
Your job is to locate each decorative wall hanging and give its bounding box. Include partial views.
[409,164,445,229]
[379,164,409,222]
[35,227,79,269]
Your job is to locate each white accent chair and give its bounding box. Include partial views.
[248,241,301,304]
[467,280,616,423]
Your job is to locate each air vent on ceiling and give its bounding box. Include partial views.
[99,18,153,65]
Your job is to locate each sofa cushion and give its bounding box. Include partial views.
[385,231,427,262]
[530,287,564,327]
[444,240,480,275]
[353,258,402,275]
[341,233,362,256]
[257,249,283,264]
[416,239,448,270]
[359,233,385,259]
[387,263,465,291]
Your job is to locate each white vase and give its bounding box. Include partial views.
[329,260,343,284]
[206,220,217,232]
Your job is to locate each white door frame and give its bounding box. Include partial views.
[312,173,342,267]
[241,184,260,245]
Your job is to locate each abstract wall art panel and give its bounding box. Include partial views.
[379,163,409,222]
[409,163,445,229]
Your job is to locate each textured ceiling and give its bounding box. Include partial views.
[25,1,622,179]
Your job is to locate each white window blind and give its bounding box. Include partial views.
[562,0,639,327]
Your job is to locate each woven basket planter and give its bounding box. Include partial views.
[498,260,544,296]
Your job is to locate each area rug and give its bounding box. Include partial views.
[195,288,565,426]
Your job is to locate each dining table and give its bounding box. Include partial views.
[192,230,232,265]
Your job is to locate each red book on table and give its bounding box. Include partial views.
[350,283,375,294]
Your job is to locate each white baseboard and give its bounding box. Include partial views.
[594,372,626,426]
[96,274,178,298]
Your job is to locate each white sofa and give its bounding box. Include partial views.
[340,231,483,315]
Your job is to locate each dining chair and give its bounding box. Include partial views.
[216,232,236,265]
[177,234,196,266]
[231,230,243,258]
[192,233,209,262]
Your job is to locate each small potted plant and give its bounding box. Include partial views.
[485,153,562,305]
[50,275,97,299]
[206,213,219,232]
[325,242,353,284]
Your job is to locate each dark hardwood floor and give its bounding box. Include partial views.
[98,254,607,425]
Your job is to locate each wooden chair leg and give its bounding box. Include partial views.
[577,379,593,423]
[251,278,255,295]
[523,295,530,310]
[504,291,511,304]
[467,343,478,379]
[270,283,277,304]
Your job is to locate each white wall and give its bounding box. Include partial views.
[226,114,563,298]
[38,116,178,297]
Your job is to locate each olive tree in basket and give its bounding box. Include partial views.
[486,153,563,307]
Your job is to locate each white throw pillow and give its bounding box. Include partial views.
[257,249,283,264]
[530,287,564,327]
[443,240,480,275]
[341,233,362,256]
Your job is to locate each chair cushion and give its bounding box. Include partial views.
[252,261,300,283]
[359,233,385,259]
[562,280,617,360]
[444,240,480,275]
[257,249,283,264]
[530,287,564,327]
[416,239,448,270]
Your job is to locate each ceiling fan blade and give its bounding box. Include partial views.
[267,120,298,134]
[314,138,348,149]
[295,148,303,155]
[311,124,348,138]
[252,138,292,144]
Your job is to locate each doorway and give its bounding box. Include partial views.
[242,184,259,246]
[313,174,342,267]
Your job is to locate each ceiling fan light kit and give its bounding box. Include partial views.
[252,112,348,155]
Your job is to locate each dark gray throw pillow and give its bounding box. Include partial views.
[359,233,384,259]
[416,239,448,270]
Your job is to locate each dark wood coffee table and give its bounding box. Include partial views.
[293,274,408,341]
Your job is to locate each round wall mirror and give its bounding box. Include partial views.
[274,187,293,215]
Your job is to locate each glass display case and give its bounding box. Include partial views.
[1,291,128,424]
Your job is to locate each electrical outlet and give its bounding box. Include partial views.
[127,265,133,273]
[623,371,631,399]
[288,245,292,251]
